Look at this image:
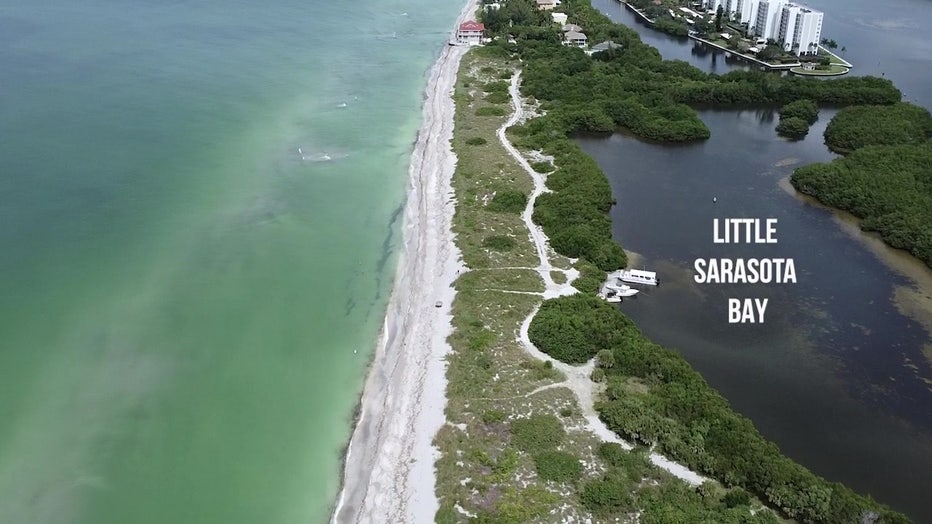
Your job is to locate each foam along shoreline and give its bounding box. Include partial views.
[329,2,474,522]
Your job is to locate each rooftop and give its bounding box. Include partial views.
[458,20,485,31]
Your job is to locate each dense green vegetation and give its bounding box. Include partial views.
[792,143,932,267]
[529,295,912,523]
[823,103,932,153]
[476,106,508,116]
[458,2,920,522]
[790,102,932,266]
[528,294,630,363]
[482,0,898,143]
[482,235,518,251]
[510,124,628,270]
[579,444,781,523]
[775,117,810,140]
[776,100,818,140]
[487,189,527,213]
[510,414,566,451]
[479,0,899,275]
[780,99,818,124]
[533,451,583,482]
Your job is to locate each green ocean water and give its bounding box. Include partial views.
[0,0,461,521]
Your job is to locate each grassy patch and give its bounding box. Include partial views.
[436,52,609,523]
[483,235,518,251]
[477,106,508,117]
[534,451,583,482]
[455,269,544,293]
[511,414,565,452]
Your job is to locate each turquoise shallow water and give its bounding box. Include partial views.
[0,0,460,521]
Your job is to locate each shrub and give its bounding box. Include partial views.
[465,136,488,146]
[776,117,810,140]
[482,410,507,425]
[572,259,607,294]
[530,161,553,173]
[534,451,583,482]
[482,235,517,251]
[510,414,565,451]
[722,488,752,508]
[466,327,495,352]
[779,99,818,124]
[597,349,616,369]
[528,294,634,363]
[581,477,635,514]
[485,91,511,104]
[824,102,932,153]
[483,81,510,93]
[591,368,606,382]
[487,190,527,213]
[476,106,507,117]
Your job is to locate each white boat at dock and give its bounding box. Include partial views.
[599,284,639,302]
[616,269,659,286]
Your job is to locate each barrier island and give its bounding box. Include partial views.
[435,0,915,522]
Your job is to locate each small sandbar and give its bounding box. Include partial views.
[773,157,802,167]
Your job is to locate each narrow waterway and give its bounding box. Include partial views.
[580,0,932,519]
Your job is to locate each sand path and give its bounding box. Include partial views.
[500,70,707,487]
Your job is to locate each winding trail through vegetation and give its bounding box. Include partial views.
[499,69,707,487]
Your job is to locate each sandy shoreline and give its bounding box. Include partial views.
[330,2,474,523]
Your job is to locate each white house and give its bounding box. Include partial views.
[536,0,558,10]
[551,12,568,25]
[563,30,588,48]
[562,23,583,33]
[778,3,823,55]
[456,21,485,46]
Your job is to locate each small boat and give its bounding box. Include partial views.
[605,283,639,297]
[617,269,659,286]
[598,282,639,303]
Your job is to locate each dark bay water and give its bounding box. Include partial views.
[582,0,932,519]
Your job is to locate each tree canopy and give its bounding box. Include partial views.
[823,102,932,153]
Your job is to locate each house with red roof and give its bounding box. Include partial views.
[456,20,485,46]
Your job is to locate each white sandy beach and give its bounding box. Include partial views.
[330,2,475,523]
[332,3,708,520]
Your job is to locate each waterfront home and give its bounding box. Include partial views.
[536,0,558,10]
[483,2,501,11]
[456,20,485,46]
[589,40,622,54]
[563,30,588,48]
[561,23,583,33]
[551,12,568,25]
